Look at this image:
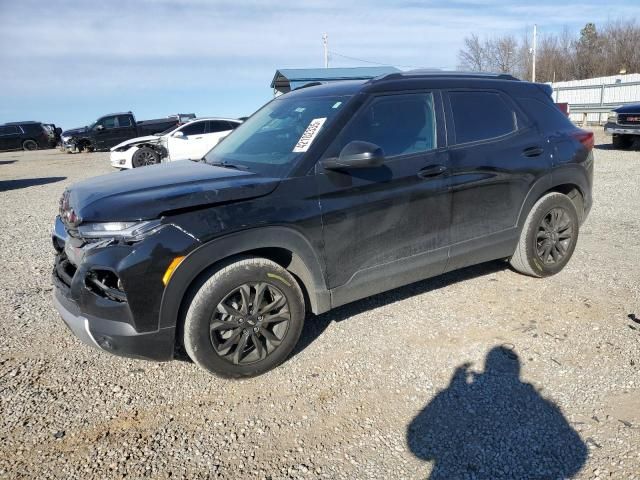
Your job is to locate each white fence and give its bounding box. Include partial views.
[549,73,640,124]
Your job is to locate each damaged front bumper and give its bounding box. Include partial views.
[51,216,199,361]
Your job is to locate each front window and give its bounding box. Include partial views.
[204,94,351,177]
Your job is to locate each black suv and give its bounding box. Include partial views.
[0,121,50,151]
[52,72,594,378]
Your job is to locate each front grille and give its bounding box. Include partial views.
[618,113,640,125]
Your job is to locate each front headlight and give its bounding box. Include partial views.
[607,113,618,124]
[77,219,164,241]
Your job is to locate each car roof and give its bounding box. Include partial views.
[186,117,243,123]
[4,121,42,125]
[286,70,525,98]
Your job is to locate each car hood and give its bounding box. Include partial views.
[67,160,280,222]
[62,126,89,137]
[111,135,162,151]
[614,103,640,114]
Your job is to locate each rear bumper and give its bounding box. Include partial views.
[53,286,176,361]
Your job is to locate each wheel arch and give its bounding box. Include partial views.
[517,169,589,229]
[158,226,330,332]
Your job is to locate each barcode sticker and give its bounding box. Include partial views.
[293,118,327,153]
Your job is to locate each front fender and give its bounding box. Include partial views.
[158,226,330,329]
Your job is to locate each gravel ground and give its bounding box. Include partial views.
[0,131,638,479]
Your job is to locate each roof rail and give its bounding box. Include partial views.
[374,70,519,82]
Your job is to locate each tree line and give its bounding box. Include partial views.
[457,20,640,83]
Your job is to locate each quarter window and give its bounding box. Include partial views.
[449,91,516,144]
[330,93,437,158]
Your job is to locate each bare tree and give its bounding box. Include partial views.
[458,34,488,71]
[457,18,639,82]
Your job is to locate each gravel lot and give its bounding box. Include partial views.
[0,130,639,479]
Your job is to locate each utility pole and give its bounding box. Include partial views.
[322,33,329,68]
[532,24,537,82]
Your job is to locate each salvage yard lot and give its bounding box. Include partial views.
[0,131,639,479]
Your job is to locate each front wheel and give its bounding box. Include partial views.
[132,147,160,168]
[510,192,579,277]
[183,257,305,378]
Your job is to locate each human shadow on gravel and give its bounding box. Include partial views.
[293,260,507,358]
[407,346,588,480]
[0,176,66,192]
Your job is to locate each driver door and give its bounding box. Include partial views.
[315,91,451,305]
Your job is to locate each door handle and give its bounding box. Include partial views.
[523,146,544,157]
[417,164,448,179]
[193,136,203,140]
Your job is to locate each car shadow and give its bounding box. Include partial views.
[0,160,17,165]
[292,260,507,358]
[407,346,588,479]
[0,176,66,192]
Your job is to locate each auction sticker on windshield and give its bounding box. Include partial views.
[293,118,327,153]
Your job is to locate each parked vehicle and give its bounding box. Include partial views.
[604,103,640,149]
[52,71,594,378]
[0,121,51,151]
[43,123,62,148]
[61,112,195,153]
[110,117,242,169]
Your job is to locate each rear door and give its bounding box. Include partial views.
[315,91,451,303]
[196,120,235,157]
[0,125,22,150]
[443,89,551,269]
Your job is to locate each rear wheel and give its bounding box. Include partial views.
[183,257,305,378]
[612,134,634,149]
[132,147,160,168]
[510,192,579,277]
[22,139,37,151]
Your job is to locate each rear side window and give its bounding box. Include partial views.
[117,115,133,127]
[180,121,207,136]
[207,121,231,133]
[517,97,575,132]
[449,91,516,144]
[225,121,241,130]
[0,125,19,135]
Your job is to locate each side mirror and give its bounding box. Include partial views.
[322,141,385,170]
[95,125,104,131]
[173,131,185,138]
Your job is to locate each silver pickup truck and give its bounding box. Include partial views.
[604,103,640,149]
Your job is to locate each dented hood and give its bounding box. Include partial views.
[67,160,279,222]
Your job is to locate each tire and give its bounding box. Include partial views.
[612,135,633,150]
[510,192,579,278]
[183,257,305,378]
[132,147,160,168]
[22,139,37,151]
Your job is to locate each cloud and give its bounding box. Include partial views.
[0,0,635,124]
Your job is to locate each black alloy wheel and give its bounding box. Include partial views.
[535,207,574,265]
[22,139,37,151]
[211,282,291,365]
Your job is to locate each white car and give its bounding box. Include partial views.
[110,117,242,169]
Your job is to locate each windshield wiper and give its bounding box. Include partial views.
[207,160,248,171]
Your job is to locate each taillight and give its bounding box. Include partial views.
[572,130,594,151]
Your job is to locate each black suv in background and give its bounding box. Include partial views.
[52,72,594,378]
[0,121,50,151]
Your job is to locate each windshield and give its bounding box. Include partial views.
[204,94,351,177]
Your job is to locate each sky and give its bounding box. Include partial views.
[0,0,636,129]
